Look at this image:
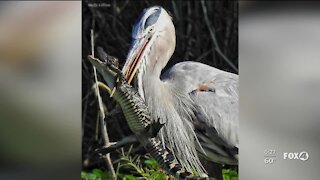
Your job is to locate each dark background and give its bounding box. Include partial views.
[82,0,238,177]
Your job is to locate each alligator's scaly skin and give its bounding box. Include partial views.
[110,75,211,180]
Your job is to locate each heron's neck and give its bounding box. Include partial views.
[138,67,170,103]
[136,52,170,102]
[136,61,202,175]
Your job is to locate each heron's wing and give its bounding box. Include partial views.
[190,72,238,146]
[161,61,238,164]
[190,73,239,164]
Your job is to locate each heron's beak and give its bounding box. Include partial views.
[122,36,150,84]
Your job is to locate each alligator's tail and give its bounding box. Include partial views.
[145,137,215,180]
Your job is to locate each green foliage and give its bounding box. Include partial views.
[81,146,169,180]
[82,147,238,180]
[113,147,168,180]
[144,159,160,169]
[81,168,112,180]
[222,169,238,180]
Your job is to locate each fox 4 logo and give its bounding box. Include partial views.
[283,152,309,161]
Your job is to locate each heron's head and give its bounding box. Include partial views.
[122,6,176,84]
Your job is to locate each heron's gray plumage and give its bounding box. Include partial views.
[122,6,238,176]
[162,61,239,165]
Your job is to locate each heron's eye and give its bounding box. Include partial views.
[148,26,155,33]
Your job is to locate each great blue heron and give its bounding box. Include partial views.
[122,6,238,176]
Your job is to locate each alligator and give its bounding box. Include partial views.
[87,50,214,180]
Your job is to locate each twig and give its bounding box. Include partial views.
[200,0,238,73]
[97,135,138,154]
[91,26,116,179]
[195,49,214,62]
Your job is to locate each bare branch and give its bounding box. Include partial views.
[91,26,116,179]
